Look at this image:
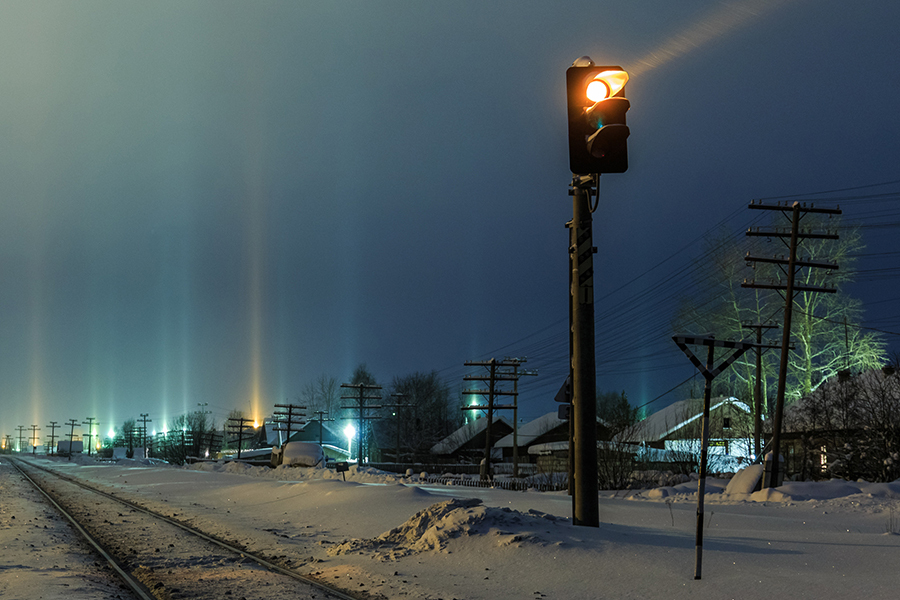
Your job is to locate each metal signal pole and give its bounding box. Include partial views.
[570,176,598,527]
[673,335,753,580]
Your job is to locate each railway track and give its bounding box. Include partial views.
[7,457,365,600]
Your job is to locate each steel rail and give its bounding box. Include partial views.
[9,457,157,600]
[10,457,360,600]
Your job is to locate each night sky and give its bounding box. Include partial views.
[2,1,899,444]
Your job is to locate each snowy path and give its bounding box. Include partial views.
[6,457,900,600]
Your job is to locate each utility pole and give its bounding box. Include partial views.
[310,410,335,446]
[340,383,383,463]
[64,419,79,460]
[138,413,152,456]
[461,359,522,481]
[46,421,59,455]
[740,322,782,458]
[383,393,412,464]
[503,357,537,478]
[225,417,256,459]
[29,425,41,455]
[273,403,307,446]
[570,176,599,527]
[83,417,97,456]
[744,200,841,488]
[16,425,26,453]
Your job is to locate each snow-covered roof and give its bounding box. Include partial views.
[430,416,512,455]
[784,367,898,432]
[618,396,749,443]
[495,411,566,448]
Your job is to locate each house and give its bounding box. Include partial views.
[430,416,513,463]
[617,396,753,471]
[782,366,900,481]
[494,411,610,464]
[57,440,84,455]
[286,420,344,447]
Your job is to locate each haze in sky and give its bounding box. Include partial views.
[1,1,898,442]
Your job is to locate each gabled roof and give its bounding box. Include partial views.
[495,411,567,448]
[288,420,343,444]
[619,396,749,443]
[430,416,512,455]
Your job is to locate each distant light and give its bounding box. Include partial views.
[108,428,116,438]
[344,424,356,440]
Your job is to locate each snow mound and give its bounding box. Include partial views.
[632,477,729,500]
[279,442,323,467]
[725,465,764,496]
[326,497,564,560]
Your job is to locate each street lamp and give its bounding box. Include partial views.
[343,424,356,460]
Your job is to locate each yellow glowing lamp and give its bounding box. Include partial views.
[585,70,629,102]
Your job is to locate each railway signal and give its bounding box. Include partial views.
[566,57,630,175]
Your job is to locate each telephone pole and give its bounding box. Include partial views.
[340,383,383,462]
[64,419,79,460]
[138,413,152,455]
[83,417,97,456]
[273,403,307,446]
[225,417,256,459]
[740,322,782,458]
[503,357,537,478]
[383,393,412,464]
[46,421,60,455]
[462,358,524,481]
[743,200,841,487]
[16,425,26,453]
[29,425,41,454]
[310,410,334,446]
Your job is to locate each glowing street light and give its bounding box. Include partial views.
[343,423,356,460]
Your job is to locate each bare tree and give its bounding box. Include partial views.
[673,217,885,414]
[299,374,341,419]
[388,371,459,462]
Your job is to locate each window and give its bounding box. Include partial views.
[723,417,732,430]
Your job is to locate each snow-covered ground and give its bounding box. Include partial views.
[4,455,900,599]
